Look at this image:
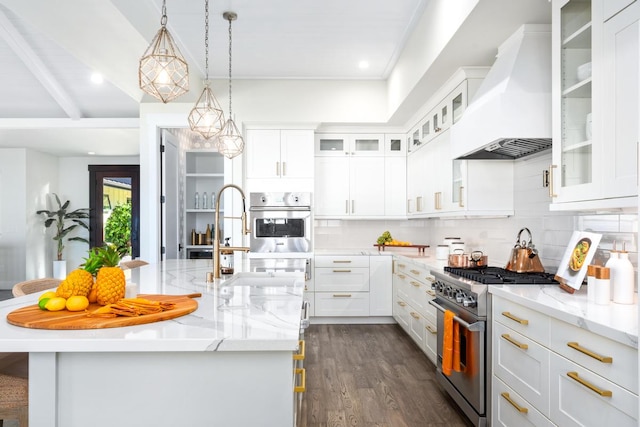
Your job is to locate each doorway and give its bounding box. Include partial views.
[88,165,141,258]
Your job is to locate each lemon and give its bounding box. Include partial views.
[66,295,89,312]
[44,297,67,312]
[39,291,57,301]
[38,298,50,310]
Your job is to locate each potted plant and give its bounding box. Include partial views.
[36,193,90,278]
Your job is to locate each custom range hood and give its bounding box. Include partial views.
[451,24,552,160]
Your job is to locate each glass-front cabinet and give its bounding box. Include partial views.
[314,134,384,156]
[552,0,595,201]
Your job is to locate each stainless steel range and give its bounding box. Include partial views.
[429,266,559,427]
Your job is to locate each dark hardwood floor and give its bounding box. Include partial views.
[299,324,473,427]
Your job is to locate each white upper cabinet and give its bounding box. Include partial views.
[314,133,385,156]
[551,0,638,210]
[246,129,314,179]
[384,134,406,156]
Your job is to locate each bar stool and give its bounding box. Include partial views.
[0,373,28,426]
[12,278,61,297]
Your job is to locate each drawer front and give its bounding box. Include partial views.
[549,352,638,427]
[393,299,410,332]
[423,319,438,365]
[395,260,430,283]
[492,376,554,427]
[408,309,425,346]
[549,318,638,394]
[394,272,411,301]
[493,322,551,416]
[315,255,369,268]
[493,296,550,346]
[314,292,369,316]
[315,267,369,292]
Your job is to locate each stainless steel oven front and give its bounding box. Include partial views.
[249,192,312,254]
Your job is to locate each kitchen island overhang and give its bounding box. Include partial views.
[0,260,306,427]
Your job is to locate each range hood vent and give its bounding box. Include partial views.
[459,138,552,160]
[451,24,552,160]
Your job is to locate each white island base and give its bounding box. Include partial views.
[31,351,294,427]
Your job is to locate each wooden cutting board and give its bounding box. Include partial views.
[6,294,199,330]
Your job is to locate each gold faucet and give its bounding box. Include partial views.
[212,184,251,279]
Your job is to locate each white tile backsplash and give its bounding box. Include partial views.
[314,152,638,289]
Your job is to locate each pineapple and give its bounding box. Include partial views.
[56,249,101,298]
[95,244,126,305]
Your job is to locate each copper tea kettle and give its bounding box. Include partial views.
[505,228,545,273]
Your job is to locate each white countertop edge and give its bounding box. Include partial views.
[489,285,638,348]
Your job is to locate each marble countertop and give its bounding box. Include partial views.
[0,259,305,353]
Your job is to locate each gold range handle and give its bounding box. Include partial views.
[501,334,528,350]
[501,311,529,325]
[501,392,529,413]
[293,340,305,361]
[567,342,613,363]
[549,164,558,198]
[567,372,612,397]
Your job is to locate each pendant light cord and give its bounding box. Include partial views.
[227,15,233,116]
[204,0,209,81]
[161,0,167,27]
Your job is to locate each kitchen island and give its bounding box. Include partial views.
[0,259,306,427]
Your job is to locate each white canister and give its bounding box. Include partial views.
[449,241,465,255]
[593,266,611,305]
[613,251,635,304]
[605,250,619,301]
[586,264,596,303]
[436,245,449,260]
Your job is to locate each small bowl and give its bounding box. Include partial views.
[577,62,592,81]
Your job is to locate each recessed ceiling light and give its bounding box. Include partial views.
[358,60,370,70]
[90,72,104,84]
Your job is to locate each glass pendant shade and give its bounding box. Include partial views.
[216,117,245,159]
[188,84,225,139]
[139,26,189,103]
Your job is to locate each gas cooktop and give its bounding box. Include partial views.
[444,266,560,285]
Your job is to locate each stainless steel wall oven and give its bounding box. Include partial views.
[249,192,312,254]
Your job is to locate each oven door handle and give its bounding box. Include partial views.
[428,300,485,332]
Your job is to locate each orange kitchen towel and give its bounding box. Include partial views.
[453,320,462,373]
[442,310,455,376]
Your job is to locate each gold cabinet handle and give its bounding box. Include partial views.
[333,260,352,264]
[294,368,306,393]
[501,334,528,350]
[549,164,558,198]
[416,196,423,212]
[410,269,420,275]
[397,263,406,268]
[501,311,529,325]
[567,372,612,397]
[332,269,352,273]
[410,281,420,287]
[426,289,436,297]
[397,301,407,307]
[567,342,613,364]
[282,161,286,176]
[501,392,528,413]
[333,294,352,298]
[345,199,349,214]
[410,312,420,320]
[459,186,464,208]
[293,340,305,361]
[397,274,406,279]
[276,161,280,176]
[426,325,437,334]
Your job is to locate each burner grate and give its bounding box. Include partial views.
[444,266,559,285]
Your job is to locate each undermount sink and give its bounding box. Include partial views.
[222,272,303,288]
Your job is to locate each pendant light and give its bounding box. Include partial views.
[139,0,189,103]
[216,11,245,159]
[188,0,225,139]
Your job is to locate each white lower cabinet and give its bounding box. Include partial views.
[392,259,437,365]
[313,255,392,317]
[492,294,639,426]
